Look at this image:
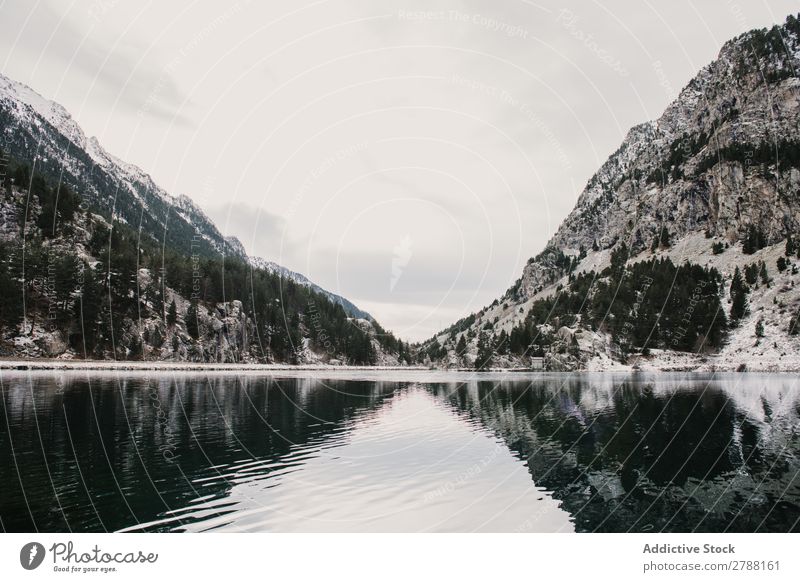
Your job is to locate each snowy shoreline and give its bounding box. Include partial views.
[2,356,800,373]
[0,359,430,372]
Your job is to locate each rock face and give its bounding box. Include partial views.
[423,15,800,371]
[170,299,256,364]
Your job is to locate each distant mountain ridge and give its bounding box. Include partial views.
[248,256,372,321]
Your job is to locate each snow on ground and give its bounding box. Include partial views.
[466,233,800,372]
[0,359,423,372]
[655,234,800,371]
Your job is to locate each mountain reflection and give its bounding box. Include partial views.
[0,373,400,532]
[1,371,798,532]
[428,374,800,532]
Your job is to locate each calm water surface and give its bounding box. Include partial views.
[1,370,798,532]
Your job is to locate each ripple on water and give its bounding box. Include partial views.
[125,388,574,532]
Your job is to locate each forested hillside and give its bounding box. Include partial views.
[0,154,408,364]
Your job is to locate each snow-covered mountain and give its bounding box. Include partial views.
[518,18,800,297]
[0,72,369,319]
[248,256,372,320]
[0,71,243,259]
[423,14,800,371]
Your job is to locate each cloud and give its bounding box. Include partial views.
[306,246,518,305]
[0,0,194,127]
[204,200,292,260]
[5,0,800,343]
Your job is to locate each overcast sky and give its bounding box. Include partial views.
[1,0,796,341]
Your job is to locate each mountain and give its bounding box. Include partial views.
[0,72,369,320]
[0,74,403,364]
[421,14,800,372]
[248,256,372,321]
[0,73,230,259]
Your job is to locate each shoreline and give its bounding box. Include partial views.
[0,358,435,372]
[1,357,800,374]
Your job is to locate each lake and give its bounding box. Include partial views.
[1,370,798,533]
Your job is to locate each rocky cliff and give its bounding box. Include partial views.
[523,17,800,296]
[423,14,800,372]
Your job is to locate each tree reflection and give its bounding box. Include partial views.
[429,375,800,532]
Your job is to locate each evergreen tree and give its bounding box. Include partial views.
[186,300,200,340]
[167,299,177,326]
[0,243,24,328]
[73,262,103,355]
[496,329,509,355]
[789,308,800,336]
[652,226,671,251]
[129,333,143,360]
[760,261,770,286]
[456,334,467,355]
[475,332,494,370]
[744,263,759,285]
[609,242,628,279]
[786,235,795,257]
[730,267,748,322]
[742,225,766,254]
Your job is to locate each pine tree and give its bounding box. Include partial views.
[475,332,494,370]
[456,334,467,355]
[786,235,795,257]
[496,329,509,355]
[744,263,759,285]
[760,261,770,286]
[0,248,23,328]
[789,308,800,335]
[777,256,788,272]
[129,333,143,360]
[186,300,200,340]
[730,267,748,322]
[167,299,177,327]
[610,242,628,278]
[652,226,671,250]
[75,262,103,356]
[742,225,766,254]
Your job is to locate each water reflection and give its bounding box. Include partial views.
[0,371,797,532]
[430,373,800,532]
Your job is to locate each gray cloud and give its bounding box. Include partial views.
[0,0,193,127]
[3,0,798,340]
[205,201,290,260]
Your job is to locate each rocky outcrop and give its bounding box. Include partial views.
[520,19,800,297]
[423,14,800,371]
